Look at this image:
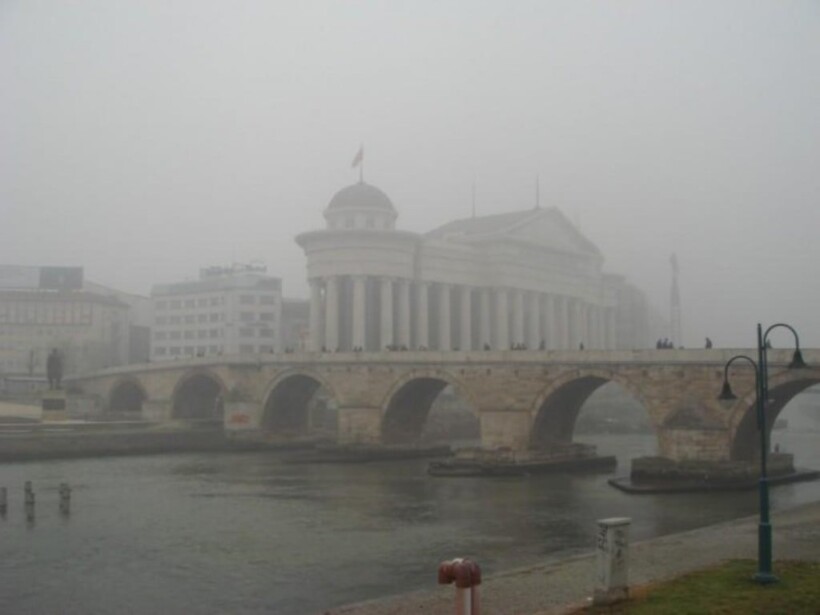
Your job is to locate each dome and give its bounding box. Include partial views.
[327,181,395,213]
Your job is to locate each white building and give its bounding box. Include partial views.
[0,265,131,378]
[150,264,282,361]
[296,181,651,352]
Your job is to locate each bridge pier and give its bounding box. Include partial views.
[142,400,172,422]
[337,407,382,444]
[479,410,531,450]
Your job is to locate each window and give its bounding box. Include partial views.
[259,328,274,338]
[197,330,207,339]
[366,216,374,229]
[260,312,275,322]
[240,295,255,305]
[259,345,273,353]
[197,314,207,323]
[156,316,167,325]
[197,298,207,307]
[170,346,181,356]
[240,312,254,322]
[208,345,218,353]
[154,347,167,356]
[170,331,181,340]
[154,331,167,340]
[210,297,220,306]
[183,331,194,339]
[185,315,195,324]
[156,301,167,310]
[170,316,181,324]
[170,300,181,309]
[260,295,276,305]
[185,299,195,308]
[184,346,195,355]
[239,344,254,354]
[239,327,254,337]
[209,329,219,338]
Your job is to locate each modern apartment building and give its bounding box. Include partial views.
[150,264,283,361]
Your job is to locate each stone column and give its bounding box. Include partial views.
[380,278,394,349]
[352,275,366,350]
[438,283,451,351]
[479,288,492,349]
[415,282,429,349]
[527,291,540,349]
[397,279,411,348]
[606,307,617,350]
[512,290,525,347]
[324,277,339,351]
[544,294,557,350]
[494,289,509,350]
[459,286,472,351]
[308,279,323,351]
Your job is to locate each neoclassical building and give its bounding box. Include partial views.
[296,181,650,353]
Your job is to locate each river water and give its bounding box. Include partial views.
[1,411,818,614]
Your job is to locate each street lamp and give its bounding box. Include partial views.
[718,322,807,584]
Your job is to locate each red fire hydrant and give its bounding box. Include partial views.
[438,558,481,615]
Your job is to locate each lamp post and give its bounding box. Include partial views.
[718,322,806,585]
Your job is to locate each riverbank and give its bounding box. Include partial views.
[325,499,820,615]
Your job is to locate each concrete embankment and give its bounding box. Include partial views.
[324,499,820,615]
[0,422,256,462]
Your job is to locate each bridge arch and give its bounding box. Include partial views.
[380,369,479,445]
[260,369,338,436]
[108,377,147,413]
[172,369,227,420]
[529,369,652,449]
[728,370,820,461]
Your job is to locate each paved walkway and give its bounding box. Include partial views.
[325,500,820,615]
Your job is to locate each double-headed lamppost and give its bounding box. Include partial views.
[718,323,806,584]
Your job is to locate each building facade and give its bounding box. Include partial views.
[296,181,650,352]
[0,265,131,378]
[150,264,283,361]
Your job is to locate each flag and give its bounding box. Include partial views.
[351,145,363,168]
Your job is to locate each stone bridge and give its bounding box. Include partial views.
[67,349,820,464]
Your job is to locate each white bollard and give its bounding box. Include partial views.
[593,517,631,605]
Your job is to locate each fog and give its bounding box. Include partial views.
[2,1,819,347]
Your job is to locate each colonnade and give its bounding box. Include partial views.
[308,276,617,352]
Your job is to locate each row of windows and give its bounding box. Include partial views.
[154,327,276,341]
[155,294,278,310]
[156,313,222,325]
[155,312,278,326]
[0,302,96,325]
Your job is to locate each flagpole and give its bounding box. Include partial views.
[360,144,364,183]
[535,174,540,210]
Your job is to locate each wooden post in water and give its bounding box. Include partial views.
[59,483,71,516]
[24,485,35,522]
[0,487,7,516]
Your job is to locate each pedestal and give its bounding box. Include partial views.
[42,390,68,421]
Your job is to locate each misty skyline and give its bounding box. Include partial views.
[2,1,819,347]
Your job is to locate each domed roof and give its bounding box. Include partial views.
[327,181,395,212]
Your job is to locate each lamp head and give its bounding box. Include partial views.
[718,380,737,401]
[788,348,807,370]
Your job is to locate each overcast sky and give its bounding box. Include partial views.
[2,1,819,348]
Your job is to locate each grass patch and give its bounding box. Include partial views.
[583,559,820,614]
